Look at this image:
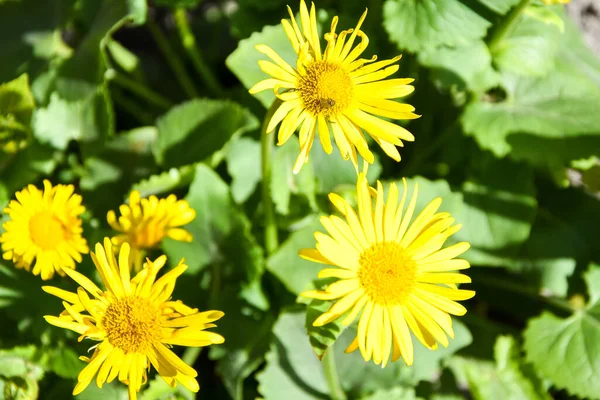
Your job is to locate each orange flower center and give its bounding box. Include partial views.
[29,212,65,250]
[357,242,416,305]
[102,296,161,353]
[298,61,353,116]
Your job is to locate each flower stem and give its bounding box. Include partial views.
[487,0,531,52]
[147,17,199,99]
[322,348,346,400]
[261,100,281,256]
[106,69,173,109]
[173,8,225,97]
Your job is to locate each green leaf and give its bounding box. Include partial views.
[0,0,74,83]
[130,165,195,198]
[154,99,258,168]
[47,346,82,379]
[395,164,536,267]
[77,381,128,400]
[523,4,564,32]
[361,387,419,400]
[383,0,491,53]
[310,138,382,194]
[462,14,600,163]
[491,13,561,76]
[477,0,521,14]
[266,217,325,295]
[226,24,297,108]
[210,287,275,400]
[524,264,600,399]
[258,309,472,400]
[419,41,500,93]
[0,141,57,193]
[0,345,44,400]
[0,73,35,152]
[163,164,233,274]
[33,79,109,149]
[226,137,262,204]
[306,299,347,360]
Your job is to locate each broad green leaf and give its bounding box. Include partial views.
[383,0,491,53]
[226,137,262,204]
[419,41,500,93]
[154,99,258,168]
[47,346,82,379]
[462,14,600,162]
[394,165,536,267]
[266,217,325,295]
[258,309,473,400]
[163,164,267,310]
[491,13,561,76]
[139,376,184,400]
[163,164,233,274]
[33,80,109,149]
[0,345,44,400]
[257,309,329,400]
[0,73,35,152]
[524,264,600,399]
[226,24,297,108]
[306,299,347,360]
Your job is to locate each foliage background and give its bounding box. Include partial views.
[1,0,600,399]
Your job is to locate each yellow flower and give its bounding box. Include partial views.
[42,238,225,400]
[107,190,196,271]
[301,173,474,367]
[0,180,88,280]
[250,0,419,173]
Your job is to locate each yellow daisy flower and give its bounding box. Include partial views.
[301,173,474,367]
[42,238,225,399]
[107,190,196,271]
[0,180,89,280]
[250,0,419,173]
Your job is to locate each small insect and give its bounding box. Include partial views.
[319,98,336,109]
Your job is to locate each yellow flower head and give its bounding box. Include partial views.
[107,190,196,270]
[42,238,225,400]
[0,180,89,280]
[250,0,419,173]
[301,173,474,367]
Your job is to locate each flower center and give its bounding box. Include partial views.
[29,212,65,250]
[102,296,161,353]
[298,61,354,116]
[357,242,417,305]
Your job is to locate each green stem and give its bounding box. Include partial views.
[261,100,281,256]
[106,69,173,109]
[322,349,346,400]
[475,274,573,313]
[173,8,224,97]
[182,347,202,366]
[487,0,531,52]
[147,17,199,98]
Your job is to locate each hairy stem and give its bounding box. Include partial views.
[487,0,531,52]
[323,348,346,400]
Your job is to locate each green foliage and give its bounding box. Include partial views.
[0,0,598,399]
[524,264,600,399]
